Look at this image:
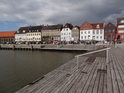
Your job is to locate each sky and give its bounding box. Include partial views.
[0,0,124,31]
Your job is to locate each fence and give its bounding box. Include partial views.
[75,47,111,70]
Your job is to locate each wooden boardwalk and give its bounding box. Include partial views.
[16,44,124,93]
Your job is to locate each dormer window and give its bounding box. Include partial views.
[97,25,100,28]
[23,30,25,33]
[17,31,19,33]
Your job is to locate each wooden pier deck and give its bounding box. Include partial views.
[16,44,124,93]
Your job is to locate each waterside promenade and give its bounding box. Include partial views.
[16,44,124,93]
[0,44,105,51]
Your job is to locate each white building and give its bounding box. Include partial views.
[61,23,73,42]
[15,26,42,43]
[80,22,104,41]
[15,29,27,42]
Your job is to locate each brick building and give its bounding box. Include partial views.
[117,18,124,42]
[104,22,117,43]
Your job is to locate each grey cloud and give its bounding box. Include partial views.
[0,0,124,26]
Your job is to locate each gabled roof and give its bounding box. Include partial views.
[104,22,116,29]
[80,22,104,30]
[80,22,93,30]
[91,23,104,29]
[0,31,16,37]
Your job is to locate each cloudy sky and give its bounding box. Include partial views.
[0,0,124,31]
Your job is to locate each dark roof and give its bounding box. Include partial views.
[42,24,63,30]
[16,26,42,34]
[63,23,73,29]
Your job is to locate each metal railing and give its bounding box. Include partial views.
[75,47,111,70]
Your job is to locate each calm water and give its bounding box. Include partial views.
[0,50,80,93]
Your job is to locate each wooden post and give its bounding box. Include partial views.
[76,56,79,70]
[106,48,109,64]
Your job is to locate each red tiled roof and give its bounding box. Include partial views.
[0,31,16,38]
[80,22,104,30]
[91,23,104,29]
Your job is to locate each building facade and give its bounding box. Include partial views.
[71,26,80,42]
[15,26,42,43]
[80,22,104,41]
[0,31,16,44]
[104,22,117,43]
[61,23,73,42]
[117,18,124,42]
[15,25,63,43]
[42,24,63,42]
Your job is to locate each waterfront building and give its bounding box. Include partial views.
[15,26,42,43]
[15,27,29,43]
[80,22,104,41]
[26,26,42,43]
[61,23,73,42]
[117,18,124,42]
[42,24,63,42]
[0,31,16,44]
[72,26,80,42]
[104,22,117,43]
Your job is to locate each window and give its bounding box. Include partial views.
[121,35,124,38]
[85,36,86,39]
[100,36,102,39]
[97,30,99,34]
[113,29,115,32]
[118,25,124,28]
[93,30,95,34]
[97,25,100,28]
[100,30,102,34]
[118,30,124,33]
[92,36,95,39]
[81,36,83,39]
[23,30,25,33]
[88,31,90,34]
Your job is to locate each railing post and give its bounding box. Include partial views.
[106,48,109,64]
[76,56,79,70]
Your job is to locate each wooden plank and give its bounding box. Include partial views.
[54,57,92,93]
[110,49,124,93]
[109,54,120,93]
[75,57,99,93]
[106,54,113,93]
[87,57,104,93]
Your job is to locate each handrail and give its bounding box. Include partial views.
[75,47,111,69]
